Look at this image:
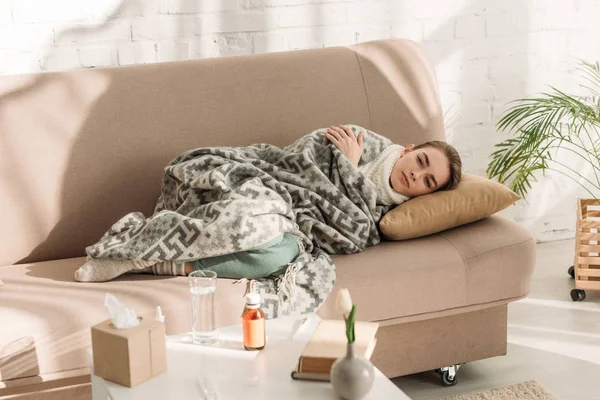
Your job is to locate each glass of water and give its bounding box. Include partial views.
[189,270,218,345]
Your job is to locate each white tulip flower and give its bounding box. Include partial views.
[336,288,353,317]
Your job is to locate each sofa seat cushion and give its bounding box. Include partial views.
[0,258,245,387]
[318,215,536,322]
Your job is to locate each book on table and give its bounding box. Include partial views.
[291,319,379,382]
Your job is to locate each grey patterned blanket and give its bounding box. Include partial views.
[86,125,394,318]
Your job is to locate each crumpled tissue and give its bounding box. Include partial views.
[104,293,140,329]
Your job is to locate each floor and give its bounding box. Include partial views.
[393,239,600,400]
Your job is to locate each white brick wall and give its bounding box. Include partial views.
[1,0,599,242]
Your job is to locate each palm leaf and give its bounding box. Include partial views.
[490,60,600,200]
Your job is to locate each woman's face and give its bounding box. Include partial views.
[390,145,451,197]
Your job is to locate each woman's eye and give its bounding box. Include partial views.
[426,179,431,189]
[418,157,422,166]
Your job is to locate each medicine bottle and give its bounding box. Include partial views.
[242,292,266,350]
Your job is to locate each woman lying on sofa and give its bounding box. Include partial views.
[74,125,462,283]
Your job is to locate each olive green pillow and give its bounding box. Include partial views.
[379,173,521,240]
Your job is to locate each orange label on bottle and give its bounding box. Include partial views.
[243,319,266,349]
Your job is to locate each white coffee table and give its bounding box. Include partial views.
[90,314,411,399]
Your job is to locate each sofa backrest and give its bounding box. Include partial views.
[0,38,445,265]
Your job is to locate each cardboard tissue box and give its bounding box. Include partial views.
[91,294,167,387]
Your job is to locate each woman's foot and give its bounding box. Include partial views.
[74,258,189,282]
[74,259,156,282]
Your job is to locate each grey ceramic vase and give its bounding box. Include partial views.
[330,342,375,400]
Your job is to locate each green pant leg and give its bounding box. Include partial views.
[189,233,299,279]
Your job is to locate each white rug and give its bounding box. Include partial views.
[440,381,557,400]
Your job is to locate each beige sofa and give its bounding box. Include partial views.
[0,38,536,399]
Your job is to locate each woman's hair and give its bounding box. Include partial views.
[413,140,462,191]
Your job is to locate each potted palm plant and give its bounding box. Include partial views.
[487,60,600,302]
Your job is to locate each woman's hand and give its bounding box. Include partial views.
[325,125,364,168]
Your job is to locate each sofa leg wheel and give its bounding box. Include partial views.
[435,364,461,386]
[441,371,458,386]
[568,266,575,278]
[571,289,586,301]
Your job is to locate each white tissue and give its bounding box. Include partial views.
[104,293,140,329]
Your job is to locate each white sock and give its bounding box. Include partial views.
[128,261,187,276]
[74,258,156,282]
[151,261,187,276]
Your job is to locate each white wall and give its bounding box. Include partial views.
[1,0,599,242]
